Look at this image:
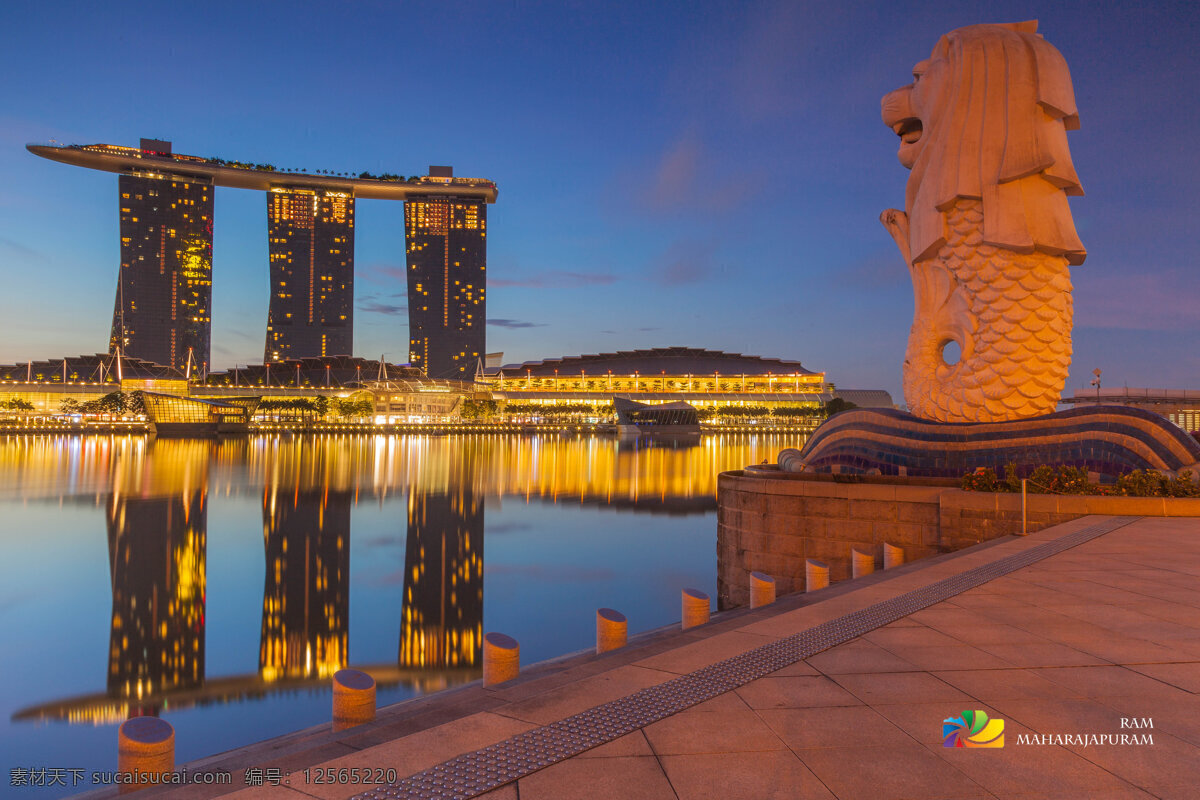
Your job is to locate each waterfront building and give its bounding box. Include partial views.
[1064,387,1200,433]
[202,355,420,390]
[111,145,214,372]
[265,187,355,361]
[484,347,833,419]
[0,353,187,415]
[28,142,497,370]
[405,167,488,380]
[259,488,351,681]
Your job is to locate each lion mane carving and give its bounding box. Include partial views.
[881,21,1085,423]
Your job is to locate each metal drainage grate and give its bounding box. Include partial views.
[355,516,1138,800]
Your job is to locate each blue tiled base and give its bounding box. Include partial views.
[794,405,1200,479]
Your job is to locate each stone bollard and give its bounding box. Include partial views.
[750,571,775,608]
[681,588,710,630]
[117,716,174,794]
[483,632,520,686]
[852,548,876,579]
[805,559,830,591]
[332,669,376,731]
[596,608,628,654]
[883,542,905,569]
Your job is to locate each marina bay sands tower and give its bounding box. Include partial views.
[27,139,497,377]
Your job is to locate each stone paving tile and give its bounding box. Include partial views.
[734,675,864,709]
[217,787,315,800]
[1057,730,1200,797]
[574,729,654,759]
[862,625,964,649]
[1050,632,1188,665]
[975,642,1108,668]
[659,750,836,800]
[289,712,534,799]
[491,664,675,725]
[871,644,1016,671]
[1125,662,1200,693]
[516,755,677,800]
[868,701,1012,746]
[1029,664,1196,699]
[931,667,1084,701]
[475,785,518,800]
[929,622,1053,646]
[832,671,974,705]
[643,696,785,755]
[930,740,1149,800]
[794,742,995,800]
[632,630,774,675]
[763,658,820,677]
[757,705,914,750]
[804,639,922,675]
[1095,693,1200,747]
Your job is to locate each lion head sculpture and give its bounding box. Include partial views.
[880,21,1087,423]
[882,20,1086,266]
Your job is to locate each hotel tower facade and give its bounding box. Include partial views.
[28,140,497,374]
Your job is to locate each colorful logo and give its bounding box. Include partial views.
[943,710,1005,748]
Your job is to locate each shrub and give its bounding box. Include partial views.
[961,465,1200,498]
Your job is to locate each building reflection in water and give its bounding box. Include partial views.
[105,439,209,712]
[259,487,351,681]
[398,487,484,668]
[7,432,808,723]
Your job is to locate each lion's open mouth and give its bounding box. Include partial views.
[893,118,923,145]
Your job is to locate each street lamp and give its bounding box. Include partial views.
[1090,368,1102,402]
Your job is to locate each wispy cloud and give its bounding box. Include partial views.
[488,318,546,329]
[0,237,46,262]
[654,239,718,286]
[489,270,617,289]
[616,134,761,217]
[484,564,614,582]
[358,295,407,315]
[831,250,909,290]
[1076,269,1200,331]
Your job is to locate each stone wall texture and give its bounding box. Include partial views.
[717,469,1200,608]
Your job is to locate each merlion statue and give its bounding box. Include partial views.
[880,21,1085,422]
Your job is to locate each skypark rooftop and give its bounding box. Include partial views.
[26,140,498,202]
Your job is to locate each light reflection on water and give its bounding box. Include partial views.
[0,432,805,795]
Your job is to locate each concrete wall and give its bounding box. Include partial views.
[717,468,1200,608]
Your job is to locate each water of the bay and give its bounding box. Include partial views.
[0,431,805,796]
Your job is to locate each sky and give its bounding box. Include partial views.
[1,0,1198,404]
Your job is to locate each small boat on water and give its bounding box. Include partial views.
[141,392,261,437]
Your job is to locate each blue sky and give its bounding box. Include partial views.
[1,0,1198,403]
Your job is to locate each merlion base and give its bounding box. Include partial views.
[786,406,1200,480]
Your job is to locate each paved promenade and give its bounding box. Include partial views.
[113,515,1200,800]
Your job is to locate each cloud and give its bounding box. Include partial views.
[488,318,546,329]
[830,250,909,290]
[654,239,718,286]
[484,564,615,582]
[618,134,761,216]
[0,237,46,262]
[358,262,409,282]
[637,327,660,332]
[489,270,617,289]
[1075,269,1200,331]
[646,137,702,211]
[358,298,407,315]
